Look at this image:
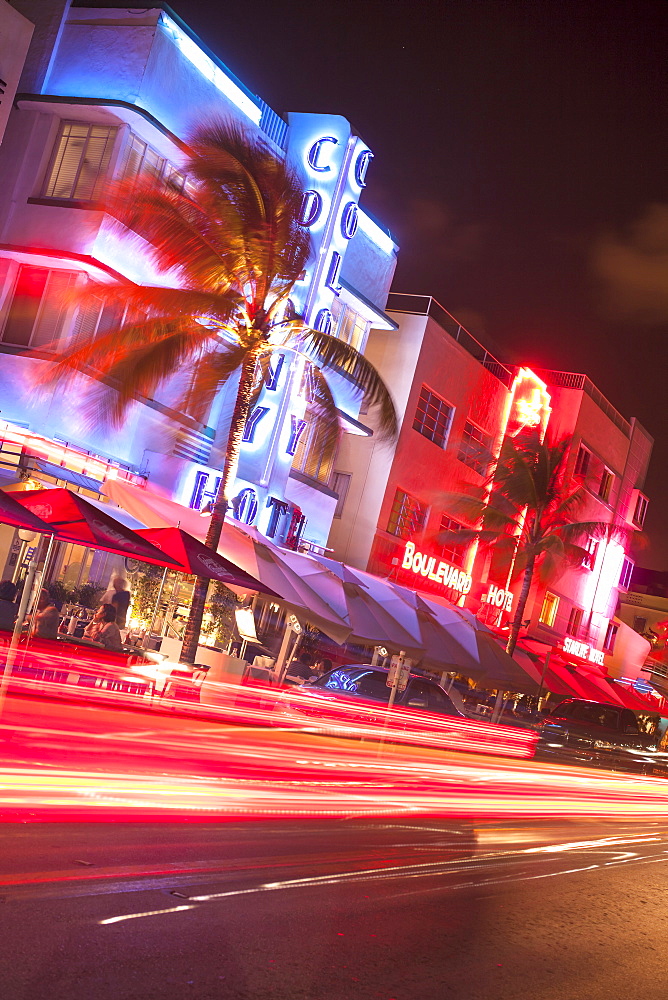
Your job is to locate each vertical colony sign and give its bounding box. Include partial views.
[286,112,373,330]
[213,115,380,544]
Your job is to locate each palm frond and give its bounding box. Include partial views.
[302,364,342,469]
[302,329,397,441]
[41,313,216,392]
[179,343,254,424]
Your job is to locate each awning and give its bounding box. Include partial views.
[105,478,549,684]
[136,526,280,597]
[12,488,181,567]
[0,487,54,533]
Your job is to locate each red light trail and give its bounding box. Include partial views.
[1,684,668,823]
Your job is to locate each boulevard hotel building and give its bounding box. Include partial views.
[0,1,655,683]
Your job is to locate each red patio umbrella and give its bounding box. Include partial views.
[135,526,279,596]
[12,489,180,568]
[0,488,55,533]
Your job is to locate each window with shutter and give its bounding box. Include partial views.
[1,265,49,345]
[1,266,77,350]
[31,271,77,349]
[43,122,116,201]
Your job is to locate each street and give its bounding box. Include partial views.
[0,817,667,999]
[2,690,668,998]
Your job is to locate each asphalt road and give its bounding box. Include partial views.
[1,816,667,1000]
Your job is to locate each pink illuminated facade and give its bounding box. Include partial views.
[328,293,653,681]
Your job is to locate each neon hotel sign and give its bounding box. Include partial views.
[562,637,605,666]
[401,542,514,613]
[402,542,472,595]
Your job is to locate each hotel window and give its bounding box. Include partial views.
[633,616,648,635]
[574,444,590,479]
[387,489,427,540]
[539,591,559,628]
[458,420,492,475]
[331,471,352,518]
[330,298,369,353]
[291,413,336,485]
[603,621,619,653]
[632,493,648,528]
[619,557,634,590]
[598,468,614,503]
[566,606,584,637]
[123,133,186,191]
[413,386,453,449]
[0,265,77,350]
[439,514,466,567]
[42,121,116,201]
[583,537,599,570]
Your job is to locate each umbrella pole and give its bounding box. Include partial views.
[146,566,169,649]
[535,648,552,708]
[26,532,56,638]
[0,556,40,716]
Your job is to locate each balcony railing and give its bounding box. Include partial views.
[529,369,631,436]
[386,293,514,387]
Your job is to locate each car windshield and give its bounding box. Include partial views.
[316,668,391,703]
[571,703,620,729]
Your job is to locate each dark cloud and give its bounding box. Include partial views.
[592,204,668,324]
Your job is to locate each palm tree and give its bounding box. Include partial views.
[45,121,397,663]
[437,434,626,656]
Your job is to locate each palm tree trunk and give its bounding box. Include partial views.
[505,554,536,657]
[180,352,258,664]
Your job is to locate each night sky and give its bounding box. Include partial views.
[176,0,667,566]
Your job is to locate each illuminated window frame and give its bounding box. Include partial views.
[458,420,492,475]
[387,488,428,540]
[413,386,453,449]
[539,591,559,628]
[291,412,335,485]
[42,121,117,202]
[439,514,466,567]
[331,471,352,518]
[619,557,634,590]
[633,494,648,528]
[123,133,186,192]
[566,606,584,637]
[0,264,78,351]
[330,298,369,353]
[603,621,618,653]
[574,444,590,479]
[583,537,599,570]
[598,468,614,503]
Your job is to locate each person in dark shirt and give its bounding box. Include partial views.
[101,576,131,628]
[0,580,18,632]
[285,652,315,685]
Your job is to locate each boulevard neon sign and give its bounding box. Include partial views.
[562,637,605,666]
[402,542,472,595]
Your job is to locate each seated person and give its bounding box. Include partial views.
[285,652,316,685]
[83,603,124,652]
[0,580,18,632]
[32,589,60,640]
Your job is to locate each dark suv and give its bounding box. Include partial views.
[537,698,664,775]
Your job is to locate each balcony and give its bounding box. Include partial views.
[386,293,513,387]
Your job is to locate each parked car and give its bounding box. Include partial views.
[276,663,463,720]
[273,663,539,761]
[536,698,666,776]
